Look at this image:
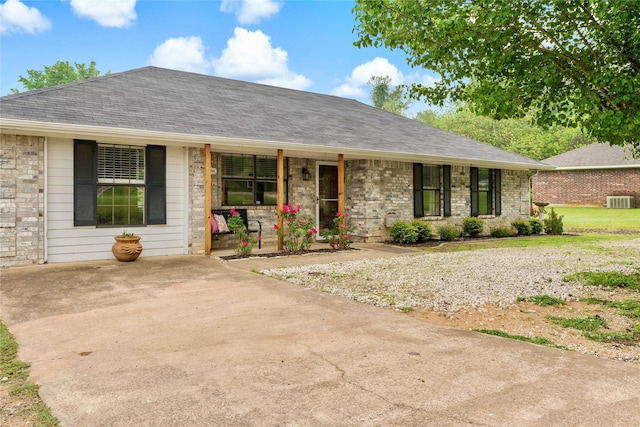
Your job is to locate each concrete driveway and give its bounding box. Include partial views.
[1,248,639,426]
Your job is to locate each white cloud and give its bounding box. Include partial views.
[149,36,211,74]
[331,57,404,98]
[212,27,311,90]
[220,0,282,24]
[70,0,136,28]
[0,0,51,34]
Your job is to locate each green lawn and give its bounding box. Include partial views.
[550,206,639,232]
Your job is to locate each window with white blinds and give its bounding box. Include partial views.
[98,145,145,184]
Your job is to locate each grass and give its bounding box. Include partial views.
[425,233,635,253]
[546,315,607,332]
[1,320,60,427]
[583,298,640,319]
[564,271,640,290]
[518,295,567,306]
[473,329,570,350]
[551,206,640,232]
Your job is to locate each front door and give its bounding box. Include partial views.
[316,163,338,236]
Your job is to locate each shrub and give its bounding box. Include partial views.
[321,211,360,250]
[511,220,532,236]
[543,208,564,235]
[438,224,460,241]
[529,218,543,235]
[275,204,317,252]
[462,217,484,237]
[390,220,419,244]
[490,225,515,238]
[410,219,432,241]
[227,208,259,256]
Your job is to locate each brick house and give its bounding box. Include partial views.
[1,67,549,266]
[532,143,640,207]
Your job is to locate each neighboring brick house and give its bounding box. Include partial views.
[532,143,640,208]
[1,66,549,266]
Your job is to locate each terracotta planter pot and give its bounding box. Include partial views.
[112,236,143,262]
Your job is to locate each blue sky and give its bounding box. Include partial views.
[0,0,439,115]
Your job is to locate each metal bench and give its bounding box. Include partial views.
[211,208,262,248]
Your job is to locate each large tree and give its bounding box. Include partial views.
[11,61,108,93]
[368,75,412,116]
[353,0,640,156]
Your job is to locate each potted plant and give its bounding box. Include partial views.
[112,230,143,262]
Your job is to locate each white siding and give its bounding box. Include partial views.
[46,138,188,262]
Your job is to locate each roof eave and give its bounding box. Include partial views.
[0,118,550,171]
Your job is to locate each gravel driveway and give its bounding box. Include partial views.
[261,238,640,312]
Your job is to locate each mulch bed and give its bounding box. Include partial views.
[218,248,355,261]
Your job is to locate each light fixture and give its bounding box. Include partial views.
[302,167,312,181]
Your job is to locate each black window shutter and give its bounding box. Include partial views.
[470,167,479,217]
[146,145,166,224]
[494,169,502,216]
[443,165,451,217]
[413,163,423,218]
[74,139,97,226]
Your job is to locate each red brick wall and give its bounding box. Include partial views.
[532,168,640,207]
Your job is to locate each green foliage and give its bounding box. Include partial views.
[321,211,359,250]
[437,224,459,241]
[390,221,419,244]
[119,230,136,238]
[524,295,567,307]
[490,225,514,238]
[564,271,640,290]
[353,0,640,156]
[473,329,569,350]
[546,315,606,332]
[529,218,543,235]
[227,209,258,256]
[511,220,531,235]
[277,204,317,252]
[415,106,593,160]
[543,208,564,235]
[584,330,639,343]
[367,75,411,116]
[11,60,109,93]
[410,219,432,241]
[462,217,484,237]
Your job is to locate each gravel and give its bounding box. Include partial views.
[261,240,640,312]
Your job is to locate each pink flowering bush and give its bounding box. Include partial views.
[275,204,317,252]
[321,211,360,250]
[227,208,259,256]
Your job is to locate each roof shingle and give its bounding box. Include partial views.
[1,66,546,168]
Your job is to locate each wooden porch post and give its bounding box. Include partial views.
[277,149,284,250]
[338,154,345,216]
[204,144,212,256]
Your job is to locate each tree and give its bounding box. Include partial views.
[416,105,593,160]
[11,61,109,93]
[367,75,411,116]
[353,0,640,156]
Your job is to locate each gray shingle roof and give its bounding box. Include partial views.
[1,66,546,168]
[543,143,640,168]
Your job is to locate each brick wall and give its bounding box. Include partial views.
[1,134,45,267]
[197,154,533,250]
[532,169,640,207]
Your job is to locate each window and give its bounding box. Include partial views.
[413,164,451,217]
[97,145,145,225]
[470,167,502,216]
[74,140,166,226]
[221,154,287,205]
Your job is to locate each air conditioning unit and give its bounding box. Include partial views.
[606,196,635,209]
